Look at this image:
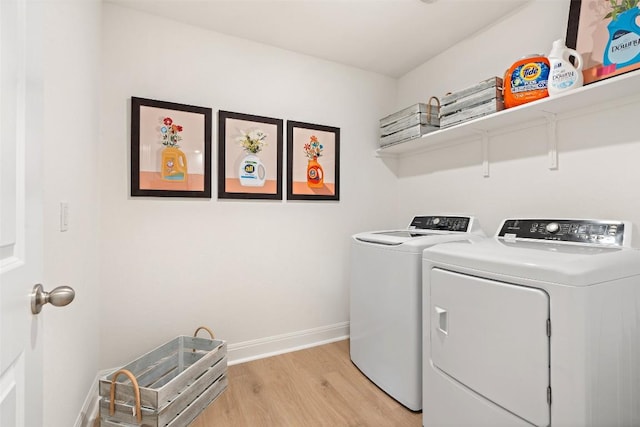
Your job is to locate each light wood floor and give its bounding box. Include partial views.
[191,339,422,426]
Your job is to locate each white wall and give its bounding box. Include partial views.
[394,0,640,240]
[41,1,102,426]
[36,0,640,423]
[99,4,398,368]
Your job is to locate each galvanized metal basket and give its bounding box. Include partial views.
[99,326,227,426]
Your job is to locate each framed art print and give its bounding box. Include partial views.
[218,111,283,200]
[287,121,340,201]
[131,97,212,198]
[566,0,640,85]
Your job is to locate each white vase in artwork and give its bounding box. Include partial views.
[238,154,266,187]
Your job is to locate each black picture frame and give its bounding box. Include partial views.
[287,121,340,201]
[566,0,640,85]
[218,111,283,200]
[131,97,212,198]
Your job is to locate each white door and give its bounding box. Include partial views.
[430,268,550,427]
[0,0,44,425]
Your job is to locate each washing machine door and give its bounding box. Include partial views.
[430,268,550,426]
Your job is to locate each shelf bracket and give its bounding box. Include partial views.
[475,130,490,177]
[543,112,558,170]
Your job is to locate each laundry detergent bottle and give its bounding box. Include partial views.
[604,6,640,69]
[547,39,583,96]
[161,147,188,181]
[238,154,266,187]
[503,55,550,108]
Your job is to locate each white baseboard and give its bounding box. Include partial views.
[74,368,112,427]
[77,322,350,424]
[227,321,350,365]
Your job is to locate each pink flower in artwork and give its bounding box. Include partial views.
[159,116,183,148]
[303,136,323,160]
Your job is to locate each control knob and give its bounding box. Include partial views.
[546,222,560,234]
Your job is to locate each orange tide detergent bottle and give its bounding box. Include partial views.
[503,55,550,108]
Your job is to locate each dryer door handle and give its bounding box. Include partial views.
[435,306,448,335]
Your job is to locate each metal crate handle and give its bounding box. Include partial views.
[193,326,215,339]
[109,369,142,423]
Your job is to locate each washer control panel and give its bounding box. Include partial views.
[410,216,471,232]
[498,219,626,246]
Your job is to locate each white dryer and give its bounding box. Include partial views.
[422,218,640,426]
[350,215,484,411]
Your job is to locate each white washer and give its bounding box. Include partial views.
[422,218,640,426]
[350,215,484,411]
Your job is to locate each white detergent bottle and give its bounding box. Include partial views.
[547,39,583,96]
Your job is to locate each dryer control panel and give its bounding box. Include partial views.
[409,216,471,232]
[498,219,627,246]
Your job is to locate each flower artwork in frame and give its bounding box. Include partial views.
[218,111,283,200]
[566,0,640,85]
[287,121,340,201]
[131,97,212,198]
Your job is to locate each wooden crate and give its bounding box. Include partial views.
[379,97,440,147]
[379,123,439,147]
[440,77,504,128]
[380,112,438,137]
[99,334,227,427]
[441,77,502,107]
[440,99,504,129]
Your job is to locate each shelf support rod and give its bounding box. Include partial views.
[543,112,558,170]
[476,130,490,177]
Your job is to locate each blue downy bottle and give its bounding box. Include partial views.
[604,7,640,69]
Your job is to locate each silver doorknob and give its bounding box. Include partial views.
[31,284,75,314]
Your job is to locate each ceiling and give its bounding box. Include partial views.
[108,0,530,78]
